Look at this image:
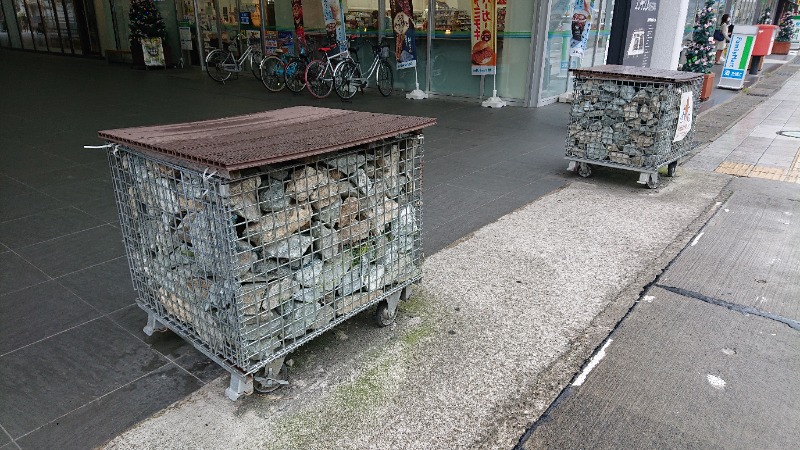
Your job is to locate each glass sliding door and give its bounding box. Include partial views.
[7,0,98,54]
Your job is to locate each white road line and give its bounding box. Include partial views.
[690,232,705,246]
[573,339,613,387]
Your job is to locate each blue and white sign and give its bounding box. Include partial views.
[718,25,757,90]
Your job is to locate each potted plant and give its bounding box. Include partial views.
[773,12,796,54]
[681,0,716,101]
[129,0,168,68]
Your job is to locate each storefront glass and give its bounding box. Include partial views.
[541,0,614,102]
[383,0,428,92]
[428,0,479,97]
[4,0,96,54]
[0,3,10,47]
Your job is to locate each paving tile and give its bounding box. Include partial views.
[0,149,81,178]
[110,304,235,383]
[57,257,136,315]
[0,428,10,447]
[0,207,101,250]
[0,281,100,355]
[0,253,49,296]
[11,160,110,190]
[37,177,115,207]
[0,190,63,223]
[73,192,122,225]
[0,176,33,198]
[15,225,125,278]
[0,318,168,438]
[15,363,203,450]
[423,183,497,230]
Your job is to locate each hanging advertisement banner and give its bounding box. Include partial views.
[673,90,694,142]
[291,0,306,49]
[391,0,418,70]
[719,25,757,90]
[622,0,659,67]
[569,0,595,57]
[470,0,497,75]
[792,16,800,50]
[322,0,347,52]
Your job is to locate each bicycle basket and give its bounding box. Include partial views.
[380,46,390,59]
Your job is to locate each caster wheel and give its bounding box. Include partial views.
[577,163,592,178]
[667,161,678,177]
[254,363,288,394]
[375,300,396,327]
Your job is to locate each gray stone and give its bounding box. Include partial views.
[620,85,636,101]
[586,142,608,160]
[263,234,313,260]
[339,197,361,227]
[253,258,293,281]
[310,182,341,211]
[327,154,367,176]
[263,276,299,310]
[340,219,372,245]
[258,178,290,212]
[318,258,347,292]
[391,204,418,236]
[245,204,312,244]
[293,287,324,303]
[363,264,386,291]
[351,168,373,195]
[289,254,314,270]
[293,258,324,287]
[315,199,342,227]
[282,301,318,339]
[309,304,335,330]
[335,290,382,317]
[241,309,282,342]
[312,224,341,260]
[337,267,364,296]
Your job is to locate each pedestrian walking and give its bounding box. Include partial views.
[714,14,731,64]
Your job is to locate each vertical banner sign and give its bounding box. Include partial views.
[291,0,306,50]
[322,0,347,52]
[391,0,417,70]
[470,0,497,75]
[792,16,800,49]
[673,90,694,142]
[569,0,594,57]
[179,26,193,50]
[718,28,756,90]
[622,0,659,67]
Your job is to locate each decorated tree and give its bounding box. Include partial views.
[777,11,796,42]
[681,0,716,74]
[758,7,772,24]
[129,0,166,46]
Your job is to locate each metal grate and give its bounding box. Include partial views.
[108,135,424,376]
[99,107,436,178]
[566,74,703,170]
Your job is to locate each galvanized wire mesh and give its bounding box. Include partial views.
[108,135,424,375]
[566,76,703,170]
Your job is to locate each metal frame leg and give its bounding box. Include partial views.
[225,372,254,401]
[401,285,413,302]
[143,312,167,336]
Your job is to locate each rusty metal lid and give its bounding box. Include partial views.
[571,65,704,83]
[99,106,436,178]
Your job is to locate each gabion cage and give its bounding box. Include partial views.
[566,66,703,171]
[101,107,434,398]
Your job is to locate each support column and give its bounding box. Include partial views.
[650,0,690,70]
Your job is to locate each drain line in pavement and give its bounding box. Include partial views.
[655,284,800,331]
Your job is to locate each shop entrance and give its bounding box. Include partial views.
[1,0,100,55]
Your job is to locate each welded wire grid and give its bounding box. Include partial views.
[566,76,702,170]
[108,135,423,375]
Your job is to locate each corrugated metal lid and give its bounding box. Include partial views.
[571,65,704,83]
[99,106,436,178]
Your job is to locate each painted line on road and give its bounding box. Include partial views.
[572,339,613,387]
[690,232,705,246]
[656,284,800,331]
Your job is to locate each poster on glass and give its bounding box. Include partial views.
[471,0,497,75]
[391,0,418,70]
[322,0,346,52]
[570,0,594,58]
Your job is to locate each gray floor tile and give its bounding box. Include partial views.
[173,350,227,384]
[37,177,115,207]
[57,257,136,315]
[15,364,203,450]
[0,190,63,223]
[73,192,122,225]
[0,281,99,355]
[0,176,32,198]
[12,160,110,191]
[0,149,80,178]
[0,207,101,250]
[0,428,10,447]
[0,318,168,438]
[423,183,497,230]
[109,304,197,361]
[0,253,49,296]
[15,225,124,278]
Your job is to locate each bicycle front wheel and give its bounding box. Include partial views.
[261,56,285,92]
[306,60,333,98]
[334,60,361,100]
[206,50,232,83]
[285,59,308,93]
[250,50,264,80]
[377,60,394,97]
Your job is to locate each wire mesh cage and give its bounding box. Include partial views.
[566,70,703,171]
[108,135,424,376]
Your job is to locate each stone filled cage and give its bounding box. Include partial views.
[101,107,434,398]
[566,66,703,170]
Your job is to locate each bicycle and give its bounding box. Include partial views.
[206,34,264,83]
[304,41,350,98]
[260,40,314,93]
[334,39,394,100]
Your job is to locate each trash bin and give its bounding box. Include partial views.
[565,65,703,188]
[100,106,436,400]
